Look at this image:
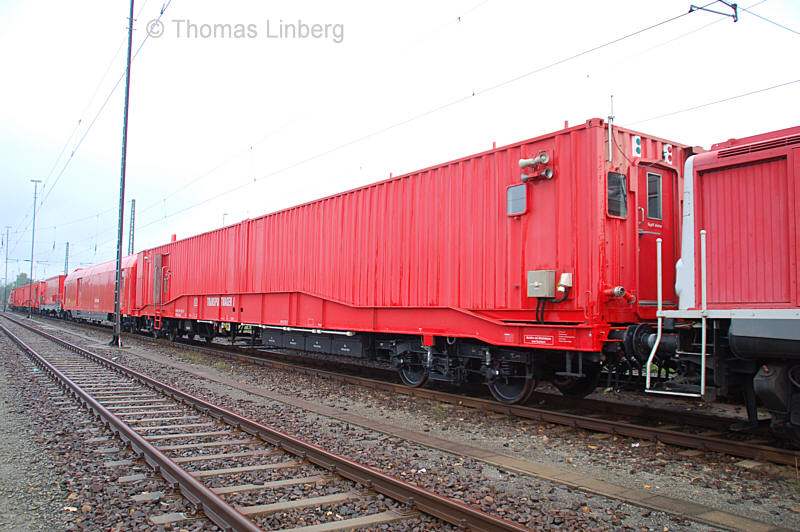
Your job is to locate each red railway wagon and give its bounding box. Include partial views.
[38,281,45,308]
[63,256,137,322]
[40,275,66,316]
[10,282,40,311]
[131,118,691,402]
[650,125,800,438]
[8,286,23,308]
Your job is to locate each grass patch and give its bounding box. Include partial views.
[431,404,447,421]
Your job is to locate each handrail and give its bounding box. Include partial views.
[645,231,708,398]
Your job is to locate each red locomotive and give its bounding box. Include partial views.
[11,119,800,439]
[645,124,800,440]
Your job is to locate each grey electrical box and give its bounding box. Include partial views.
[527,270,555,298]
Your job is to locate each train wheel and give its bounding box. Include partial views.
[487,363,535,404]
[399,364,428,387]
[553,365,601,398]
[395,352,429,387]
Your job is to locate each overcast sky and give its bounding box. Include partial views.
[0,0,798,282]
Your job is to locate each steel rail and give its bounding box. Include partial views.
[2,314,529,532]
[14,312,800,465]
[184,338,739,428]
[159,333,800,466]
[0,321,264,532]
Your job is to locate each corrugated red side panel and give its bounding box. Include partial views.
[135,119,687,349]
[42,275,66,308]
[693,127,800,309]
[64,256,138,315]
[12,283,40,308]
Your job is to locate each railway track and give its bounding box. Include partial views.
[162,333,800,466]
[14,312,800,466]
[147,335,799,466]
[1,314,528,531]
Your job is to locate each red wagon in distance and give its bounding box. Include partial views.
[40,275,67,317]
[63,256,137,324]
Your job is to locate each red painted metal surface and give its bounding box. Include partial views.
[131,119,688,352]
[636,164,678,307]
[9,286,22,307]
[63,256,138,317]
[10,283,40,309]
[41,275,66,311]
[692,126,800,309]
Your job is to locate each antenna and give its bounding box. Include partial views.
[608,95,615,162]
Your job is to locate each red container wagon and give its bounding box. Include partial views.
[650,124,800,439]
[132,119,691,402]
[8,286,25,309]
[41,275,67,317]
[63,256,137,323]
[10,282,40,312]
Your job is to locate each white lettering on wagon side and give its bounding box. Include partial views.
[557,330,576,344]
[523,334,554,346]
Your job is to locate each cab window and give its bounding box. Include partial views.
[647,172,662,220]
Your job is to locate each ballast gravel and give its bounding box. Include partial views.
[0,321,449,531]
[0,333,217,531]
[7,316,800,530]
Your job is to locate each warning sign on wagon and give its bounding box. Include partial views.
[523,334,555,346]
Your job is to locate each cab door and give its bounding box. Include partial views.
[637,164,677,309]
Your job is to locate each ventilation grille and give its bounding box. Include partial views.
[719,134,800,158]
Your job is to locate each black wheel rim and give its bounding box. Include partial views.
[553,367,601,398]
[399,364,428,387]
[488,374,534,404]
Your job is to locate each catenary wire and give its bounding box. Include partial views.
[130,2,723,235]
[10,0,706,258]
[627,78,800,125]
[10,1,772,275]
[11,0,153,237]
[740,5,800,36]
[37,0,170,212]
[8,1,172,260]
